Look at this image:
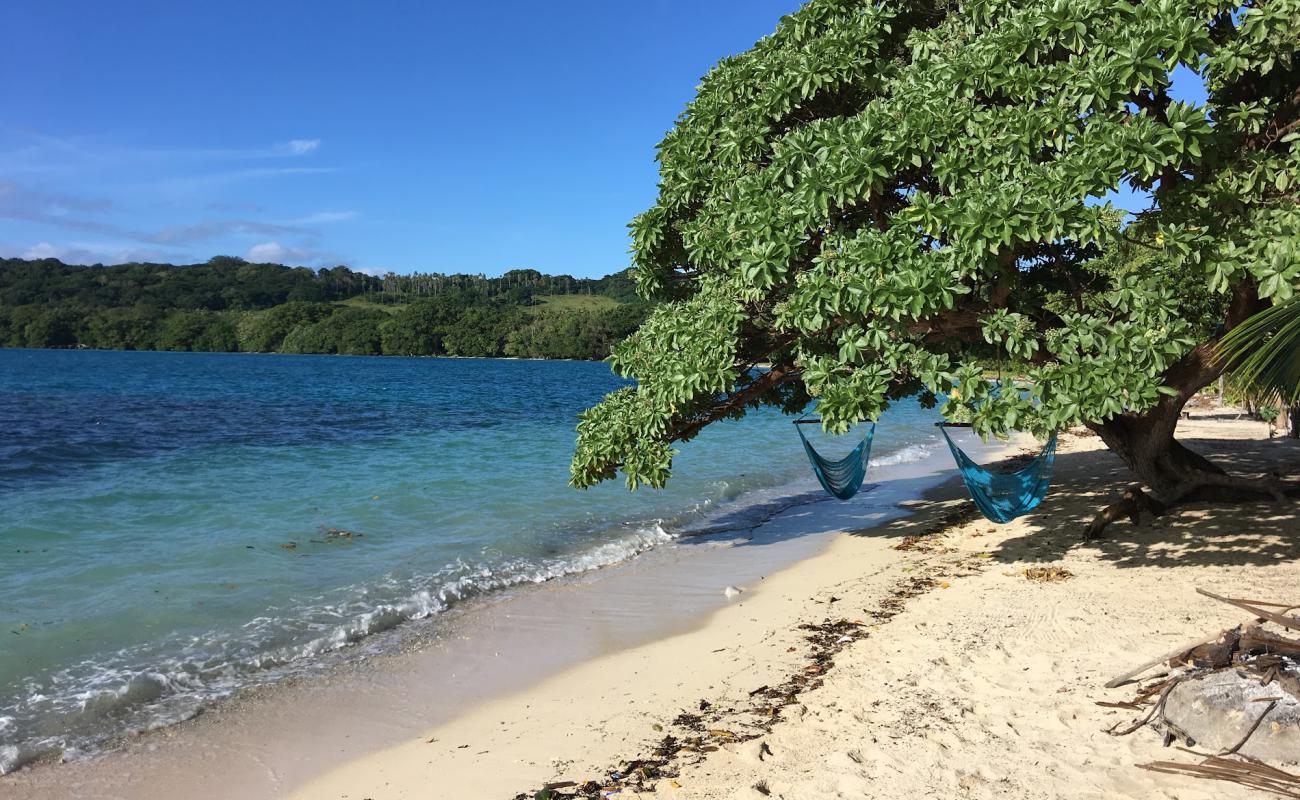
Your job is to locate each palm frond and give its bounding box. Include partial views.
[1217,299,1300,405]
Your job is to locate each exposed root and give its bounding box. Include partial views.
[1085,474,1297,541]
[1085,484,1167,541]
[1184,471,1290,504]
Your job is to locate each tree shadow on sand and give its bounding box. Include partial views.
[676,428,1299,571]
[989,433,1300,570]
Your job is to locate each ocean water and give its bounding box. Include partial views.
[0,349,945,772]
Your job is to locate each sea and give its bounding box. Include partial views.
[0,348,948,773]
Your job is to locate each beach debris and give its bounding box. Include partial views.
[1139,754,1300,797]
[753,779,771,795]
[724,585,743,598]
[1103,589,1300,786]
[279,542,297,550]
[1023,566,1073,583]
[512,538,991,800]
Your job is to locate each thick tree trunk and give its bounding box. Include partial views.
[1081,282,1288,538]
[1290,407,1300,439]
[1083,401,1287,539]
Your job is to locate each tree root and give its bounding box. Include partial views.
[1085,476,1298,540]
[1184,471,1290,503]
[1085,484,1167,541]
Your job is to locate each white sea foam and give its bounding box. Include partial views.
[870,442,936,467]
[0,516,687,775]
[0,745,20,776]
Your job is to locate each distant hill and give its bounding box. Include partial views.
[0,257,648,360]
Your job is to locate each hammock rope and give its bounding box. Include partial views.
[795,420,875,501]
[937,424,1057,523]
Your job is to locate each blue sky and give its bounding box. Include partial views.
[0,1,801,277]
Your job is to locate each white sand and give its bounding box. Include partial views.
[290,415,1300,799]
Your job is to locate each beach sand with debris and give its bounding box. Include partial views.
[286,413,1300,799]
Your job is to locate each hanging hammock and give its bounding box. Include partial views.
[795,419,876,500]
[937,423,1057,523]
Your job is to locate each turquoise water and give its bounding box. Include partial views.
[0,349,943,771]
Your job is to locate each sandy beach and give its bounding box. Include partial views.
[283,413,1300,799]
[4,413,1297,800]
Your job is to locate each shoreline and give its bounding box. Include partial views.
[1,428,1012,798]
[291,414,1300,799]
[7,414,1295,798]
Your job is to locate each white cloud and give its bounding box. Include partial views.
[13,240,173,265]
[22,242,63,259]
[286,139,321,155]
[244,240,345,267]
[246,241,292,262]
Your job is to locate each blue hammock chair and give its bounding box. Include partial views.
[795,419,876,500]
[937,423,1057,523]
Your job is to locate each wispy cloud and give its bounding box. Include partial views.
[287,210,357,224]
[145,210,356,245]
[147,218,305,245]
[148,165,336,194]
[285,139,320,155]
[0,128,328,178]
[0,128,350,267]
[0,181,134,237]
[10,240,175,265]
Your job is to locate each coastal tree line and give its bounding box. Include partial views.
[0,257,648,359]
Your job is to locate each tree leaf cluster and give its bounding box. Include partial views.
[572,0,1300,489]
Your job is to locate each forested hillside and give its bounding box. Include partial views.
[0,257,647,359]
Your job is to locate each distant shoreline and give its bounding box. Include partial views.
[1,345,603,363]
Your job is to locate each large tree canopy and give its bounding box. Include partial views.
[571,0,1299,523]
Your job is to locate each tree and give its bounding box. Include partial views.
[570,0,1300,534]
[236,302,335,352]
[156,310,237,352]
[379,298,463,356]
[21,307,79,348]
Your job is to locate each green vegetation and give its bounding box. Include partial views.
[571,0,1300,531]
[0,258,648,359]
[1219,298,1300,405]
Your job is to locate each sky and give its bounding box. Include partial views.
[0,1,802,277]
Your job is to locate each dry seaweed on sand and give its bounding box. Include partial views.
[511,617,879,797]
[1023,566,1073,583]
[513,532,999,799]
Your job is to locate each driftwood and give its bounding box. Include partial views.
[1177,628,1242,670]
[1197,589,1300,633]
[1241,628,1300,661]
[1140,754,1300,798]
[1106,635,1222,688]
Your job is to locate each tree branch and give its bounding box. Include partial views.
[668,363,797,444]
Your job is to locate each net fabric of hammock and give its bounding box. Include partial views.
[938,426,1057,523]
[795,421,875,500]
